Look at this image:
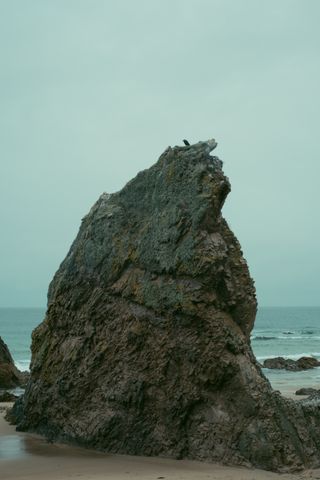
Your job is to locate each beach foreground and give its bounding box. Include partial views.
[1,404,319,480]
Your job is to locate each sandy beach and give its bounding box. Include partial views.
[1,402,319,480]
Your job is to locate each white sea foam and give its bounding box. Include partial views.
[14,360,30,372]
[256,352,320,361]
[252,335,320,341]
[6,386,25,396]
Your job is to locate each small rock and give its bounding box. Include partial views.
[297,357,320,370]
[263,356,320,371]
[296,388,320,396]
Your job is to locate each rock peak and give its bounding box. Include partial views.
[179,138,218,152]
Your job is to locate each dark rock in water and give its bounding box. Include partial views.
[297,357,320,369]
[0,337,25,388]
[11,139,320,472]
[0,391,18,402]
[296,388,320,396]
[263,356,320,371]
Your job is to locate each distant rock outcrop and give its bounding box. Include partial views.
[263,356,320,371]
[12,140,320,472]
[0,336,23,388]
[0,391,18,402]
[296,388,320,396]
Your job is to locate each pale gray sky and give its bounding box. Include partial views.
[0,0,319,307]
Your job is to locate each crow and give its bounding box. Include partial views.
[183,139,190,146]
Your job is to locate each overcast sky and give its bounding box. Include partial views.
[0,0,319,307]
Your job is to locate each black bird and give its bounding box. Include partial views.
[183,139,190,146]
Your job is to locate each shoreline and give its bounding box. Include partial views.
[1,402,320,480]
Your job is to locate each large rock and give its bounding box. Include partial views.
[263,356,320,371]
[12,140,320,471]
[0,336,22,388]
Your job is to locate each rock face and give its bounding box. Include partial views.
[12,140,320,471]
[0,336,22,388]
[263,356,320,371]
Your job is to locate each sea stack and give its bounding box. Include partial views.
[0,336,23,388]
[13,140,320,471]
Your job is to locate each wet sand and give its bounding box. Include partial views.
[1,403,319,480]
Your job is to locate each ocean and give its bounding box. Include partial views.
[0,307,319,393]
[252,306,320,393]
